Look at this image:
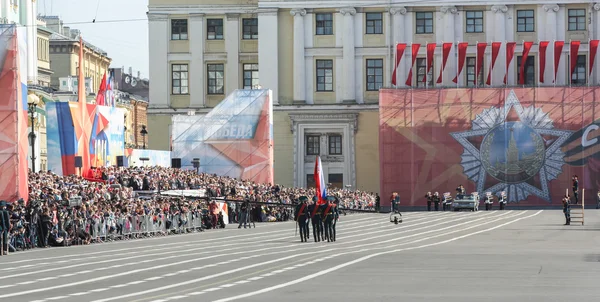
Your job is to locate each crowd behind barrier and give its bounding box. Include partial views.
[0,166,378,255]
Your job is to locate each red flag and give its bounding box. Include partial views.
[570,40,580,84]
[405,44,421,86]
[519,41,533,85]
[589,40,599,77]
[504,42,516,84]
[437,43,452,84]
[452,42,468,83]
[475,43,487,85]
[423,43,436,83]
[554,41,565,83]
[485,42,501,85]
[391,43,407,86]
[539,41,549,83]
[96,72,107,106]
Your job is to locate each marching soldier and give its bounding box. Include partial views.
[308,198,323,242]
[433,192,440,211]
[294,196,310,242]
[322,196,337,242]
[425,192,433,211]
[498,191,507,210]
[562,194,571,225]
[332,197,339,241]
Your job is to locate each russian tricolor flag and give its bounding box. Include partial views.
[314,155,327,204]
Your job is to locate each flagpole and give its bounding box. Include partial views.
[475,41,478,89]
[569,39,572,88]
[537,40,540,88]
[490,40,493,87]
[456,41,459,89]
[425,41,428,89]
[588,38,591,87]
[553,40,556,88]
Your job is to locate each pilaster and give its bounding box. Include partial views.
[291,8,307,104]
[225,13,240,95]
[189,13,205,107]
[390,7,407,87]
[440,6,458,86]
[594,3,600,84]
[490,5,508,86]
[258,8,279,105]
[339,7,356,103]
[148,13,170,108]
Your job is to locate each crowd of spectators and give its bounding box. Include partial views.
[0,166,378,255]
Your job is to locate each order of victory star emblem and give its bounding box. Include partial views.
[450,90,573,203]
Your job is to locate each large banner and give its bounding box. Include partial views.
[172,89,274,184]
[46,103,124,176]
[380,88,600,207]
[125,148,171,167]
[0,25,28,202]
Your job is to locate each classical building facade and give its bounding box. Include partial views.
[147,0,600,193]
[42,16,112,93]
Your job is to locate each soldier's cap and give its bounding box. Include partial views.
[299,196,308,202]
[0,200,7,207]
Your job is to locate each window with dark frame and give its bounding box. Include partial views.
[328,174,343,189]
[171,64,188,94]
[366,59,383,91]
[568,9,586,31]
[171,19,188,40]
[242,18,258,39]
[465,11,483,33]
[316,60,334,91]
[207,64,224,94]
[517,56,535,85]
[517,10,535,32]
[466,57,483,86]
[415,12,433,34]
[329,135,342,155]
[306,135,320,155]
[416,58,433,87]
[243,64,259,89]
[316,13,333,35]
[306,174,315,188]
[207,19,224,40]
[571,55,587,85]
[366,13,383,34]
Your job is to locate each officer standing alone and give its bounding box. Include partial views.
[572,175,579,204]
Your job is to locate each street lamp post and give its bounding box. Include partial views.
[140,125,148,149]
[27,95,39,172]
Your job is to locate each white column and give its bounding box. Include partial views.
[593,4,600,85]
[225,14,240,94]
[390,7,407,87]
[491,5,508,86]
[440,6,457,86]
[23,0,35,83]
[148,13,169,107]
[189,13,205,107]
[340,7,356,103]
[258,8,279,105]
[290,8,306,104]
[543,5,559,86]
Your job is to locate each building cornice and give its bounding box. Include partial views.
[257,0,589,9]
[148,5,258,15]
[147,104,379,115]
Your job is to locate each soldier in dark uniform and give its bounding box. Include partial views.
[562,194,571,225]
[432,192,440,211]
[294,196,309,242]
[322,196,337,242]
[307,199,322,242]
[0,200,11,256]
[237,199,250,229]
[331,198,339,241]
[572,175,579,204]
[425,192,433,211]
[498,191,507,210]
[317,200,327,241]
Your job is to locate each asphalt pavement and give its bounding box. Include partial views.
[1,209,599,302]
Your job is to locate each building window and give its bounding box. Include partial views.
[316,13,333,35]
[517,56,535,85]
[171,19,188,40]
[306,174,315,188]
[465,11,483,33]
[243,64,259,89]
[329,135,342,155]
[572,55,587,85]
[517,10,535,32]
[207,19,224,40]
[415,12,433,34]
[366,59,383,91]
[306,135,320,155]
[465,57,483,86]
[328,173,343,189]
[416,58,433,87]
[171,64,188,95]
[207,64,224,94]
[242,18,258,39]
[316,60,333,91]
[366,13,383,34]
[568,9,586,31]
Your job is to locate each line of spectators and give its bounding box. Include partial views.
[0,166,377,255]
